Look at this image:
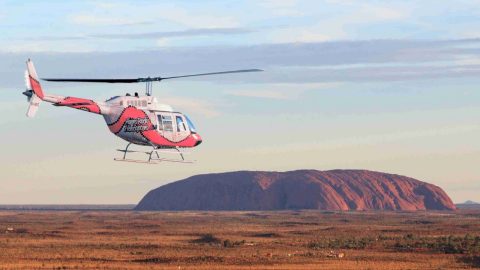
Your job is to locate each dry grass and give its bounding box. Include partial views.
[0,210,479,269]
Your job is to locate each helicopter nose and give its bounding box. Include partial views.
[192,133,202,146]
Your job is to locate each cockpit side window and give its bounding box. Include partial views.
[156,114,163,131]
[176,116,186,132]
[162,115,173,132]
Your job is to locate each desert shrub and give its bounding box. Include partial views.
[377,234,394,241]
[15,228,28,234]
[191,234,221,245]
[252,232,281,238]
[392,234,480,254]
[223,239,245,248]
[131,257,173,263]
[458,255,480,268]
[435,235,480,254]
[404,219,435,225]
[308,237,375,250]
[185,256,224,263]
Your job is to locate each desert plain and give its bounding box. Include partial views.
[0,210,479,269]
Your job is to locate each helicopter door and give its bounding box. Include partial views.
[174,114,189,141]
[156,113,175,141]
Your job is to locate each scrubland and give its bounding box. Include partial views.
[0,210,479,269]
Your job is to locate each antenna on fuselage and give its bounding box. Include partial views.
[42,69,263,96]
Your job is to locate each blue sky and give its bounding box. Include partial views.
[0,0,479,204]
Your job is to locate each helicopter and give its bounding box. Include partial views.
[23,59,262,164]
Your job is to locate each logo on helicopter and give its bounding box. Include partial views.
[124,118,149,132]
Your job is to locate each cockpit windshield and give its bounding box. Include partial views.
[184,115,197,133]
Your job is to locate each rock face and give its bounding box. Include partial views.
[135,170,456,211]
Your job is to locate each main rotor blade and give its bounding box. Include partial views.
[42,78,140,83]
[41,69,263,83]
[160,69,263,80]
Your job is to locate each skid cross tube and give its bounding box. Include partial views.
[123,143,132,159]
[115,143,195,163]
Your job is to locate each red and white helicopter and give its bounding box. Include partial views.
[23,59,262,164]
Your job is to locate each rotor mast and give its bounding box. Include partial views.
[135,76,161,96]
[144,80,153,96]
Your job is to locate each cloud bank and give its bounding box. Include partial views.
[1,39,479,88]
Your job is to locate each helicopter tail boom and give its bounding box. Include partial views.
[24,59,106,117]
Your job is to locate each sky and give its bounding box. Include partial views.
[0,0,479,204]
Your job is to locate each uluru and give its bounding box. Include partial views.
[135,170,456,211]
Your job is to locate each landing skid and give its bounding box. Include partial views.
[114,143,195,164]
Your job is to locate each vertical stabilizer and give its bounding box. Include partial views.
[26,59,44,99]
[24,59,44,118]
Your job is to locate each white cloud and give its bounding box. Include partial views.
[70,14,151,26]
[90,1,120,10]
[70,3,239,29]
[228,90,293,100]
[160,96,220,118]
[294,30,331,43]
[0,41,95,53]
[243,124,480,155]
[269,26,332,43]
[156,38,171,47]
[261,0,298,8]
[355,4,407,22]
[267,1,409,43]
[151,6,239,28]
[227,82,338,100]
[259,0,303,16]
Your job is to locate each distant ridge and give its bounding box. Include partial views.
[136,170,456,211]
[462,200,479,205]
[456,200,480,210]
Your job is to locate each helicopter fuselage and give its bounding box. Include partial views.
[103,95,202,148]
[42,93,202,148]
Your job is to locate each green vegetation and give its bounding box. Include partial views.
[191,234,221,244]
[222,239,246,248]
[393,234,480,254]
[308,237,375,250]
[308,234,480,254]
[191,234,246,248]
